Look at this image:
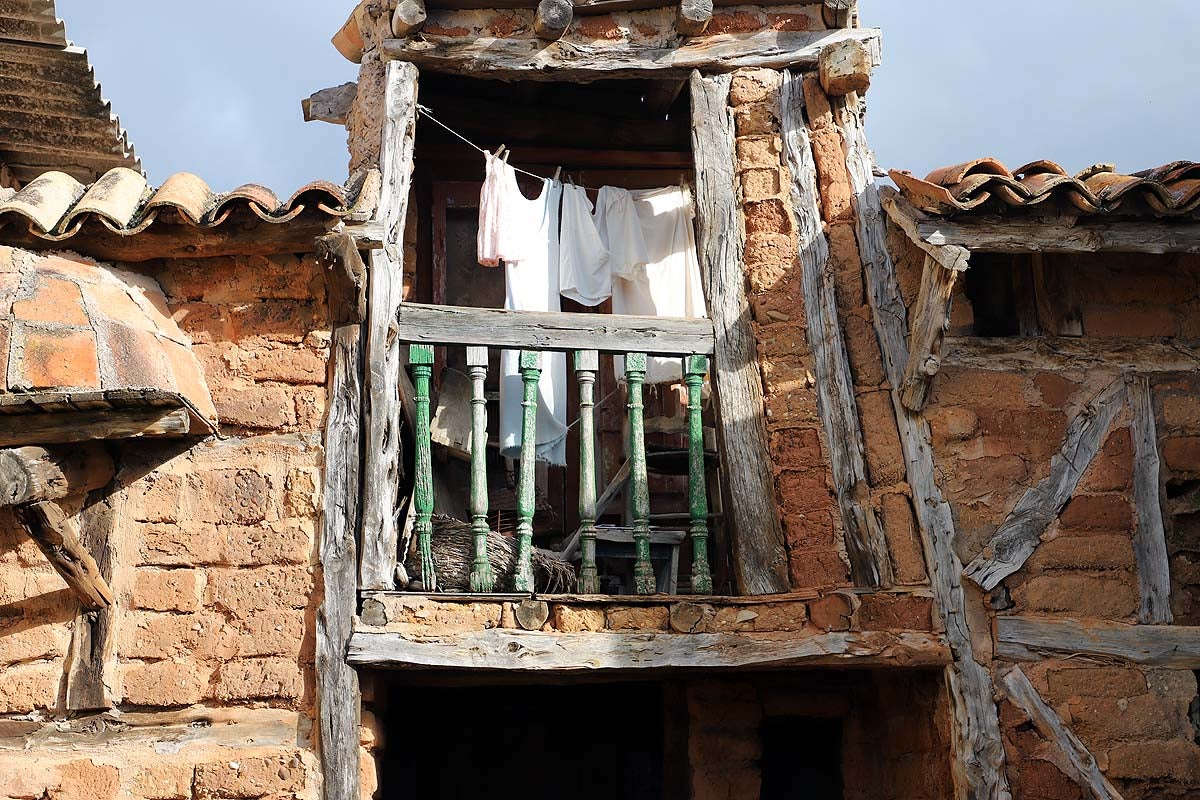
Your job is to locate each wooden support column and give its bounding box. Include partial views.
[690,70,790,596]
[838,91,1010,800]
[962,379,1124,592]
[997,666,1125,800]
[316,324,364,800]
[360,60,418,592]
[466,347,495,593]
[1128,375,1173,624]
[899,254,962,411]
[675,0,713,36]
[781,70,891,589]
[534,0,573,40]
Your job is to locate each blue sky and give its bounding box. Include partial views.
[59,1,1199,192]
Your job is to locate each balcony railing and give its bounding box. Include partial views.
[399,303,717,596]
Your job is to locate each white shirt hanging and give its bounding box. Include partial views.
[558,183,610,306]
[593,185,649,282]
[495,163,568,466]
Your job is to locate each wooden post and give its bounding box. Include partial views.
[899,254,961,412]
[575,350,601,595]
[685,355,713,594]
[689,69,790,596]
[513,351,542,593]
[1128,375,1173,624]
[466,347,495,593]
[410,344,436,591]
[625,353,655,595]
[361,60,418,591]
[15,500,114,609]
[316,323,363,800]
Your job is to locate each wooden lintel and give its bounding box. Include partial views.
[15,500,114,610]
[302,82,358,126]
[996,616,1200,668]
[347,628,951,671]
[941,336,1200,374]
[997,666,1125,800]
[691,71,790,595]
[395,303,716,355]
[822,0,853,27]
[917,216,1200,255]
[0,406,191,448]
[962,379,1124,592]
[898,254,960,412]
[781,70,890,588]
[0,444,113,506]
[382,28,881,81]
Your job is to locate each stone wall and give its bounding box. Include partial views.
[0,250,336,800]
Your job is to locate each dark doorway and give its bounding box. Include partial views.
[383,682,664,800]
[760,716,844,800]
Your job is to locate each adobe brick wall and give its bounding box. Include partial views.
[0,251,336,800]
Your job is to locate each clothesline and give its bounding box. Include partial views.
[416,103,597,190]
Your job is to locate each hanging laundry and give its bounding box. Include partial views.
[491,158,569,466]
[477,151,526,267]
[558,183,610,306]
[611,185,707,384]
[593,185,648,284]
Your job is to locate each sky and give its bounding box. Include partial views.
[58,0,1200,192]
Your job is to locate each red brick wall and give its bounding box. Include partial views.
[0,252,336,800]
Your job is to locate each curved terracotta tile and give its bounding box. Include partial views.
[65,167,149,230]
[0,171,86,233]
[1013,160,1068,178]
[926,158,1011,186]
[145,172,216,225]
[285,179,348,211]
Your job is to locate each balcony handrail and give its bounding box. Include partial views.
[396,302,715,355]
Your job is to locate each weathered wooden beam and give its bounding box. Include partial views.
[996,616,1200,668]
[534,0,573,40]
[1128,375,1173,625]
[691,71,790,595]
[675,0,713,36]
[899,254,962,411]
[347,628,951,671]
[395,303,715,355]
[316,324,363,800]
[381,28,882,81]
[14,500,113,610]
[303,82,357,126]
[917,217,1200,255]
[941,336,1200,374]
[818,38,872,96]
[0,444,113,506]
[997,666,1125,800]
[0,406,190,448]
[822,0,853,27]
[360,61,418,593]
[962,379,1125,592]
[781,71,891,588]
[316,232,368,325]
[391,0,428,37]
[839,92,1011,800]
[880,188,970,272]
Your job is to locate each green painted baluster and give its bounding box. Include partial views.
[626,352,655,595]
[466,346,495,593]
[409,344,436,592]
[685,355,713,595]
[512,350,542,593]
[575,350,600,594]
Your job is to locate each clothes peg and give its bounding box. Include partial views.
[552,166,562,181]
[494,144,506,158]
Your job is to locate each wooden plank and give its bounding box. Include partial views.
[14,500,114,610]
[997,666,1125,800]
[0,406,190,447]
[781,70,890,588]
[962,379,1125,592]
[347,628,951,671]
[690,70,789,595]
[0,444,113,506]
[995,616,1200,668]
[941,337,1200,374]
[395,302,715,355]
[382,28,882,81]
[419,143,692,170]
[839,92,1011,800]
[302,82,357,125]
[898,254,959,411]
[316,324,363,800]
[917,217,1200,255]
[360,61,418,592]
[1128,375,1173,624]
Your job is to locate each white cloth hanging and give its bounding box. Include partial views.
[610,185,707,384]
[494,162,568,465]
[558,184,610,306]
[593,186,649,282]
